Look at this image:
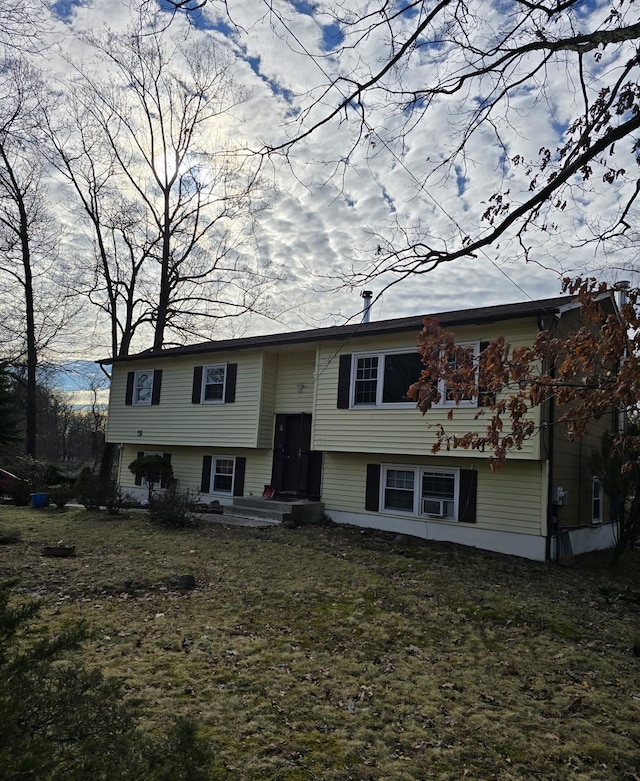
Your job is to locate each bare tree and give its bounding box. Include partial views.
[248,0,640,287]
[56,3,277,354]
[0,57,69,458]
[0,0,51,54]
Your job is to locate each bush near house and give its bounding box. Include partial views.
[148,491,199,528]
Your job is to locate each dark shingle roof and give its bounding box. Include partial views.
[99,294,575,364]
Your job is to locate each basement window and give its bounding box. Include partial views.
[382,465,459,520]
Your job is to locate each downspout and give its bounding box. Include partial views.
[616,281,630,435]
[539,313,557,563]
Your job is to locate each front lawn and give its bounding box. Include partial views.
[1,506,638,780]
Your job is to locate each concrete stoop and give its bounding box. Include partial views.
[229,496,324,526]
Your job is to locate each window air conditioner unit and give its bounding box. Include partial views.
[422,498,446,517]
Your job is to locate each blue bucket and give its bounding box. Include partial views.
[31,492,50,509]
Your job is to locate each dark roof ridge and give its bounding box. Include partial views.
[99,293,576,364]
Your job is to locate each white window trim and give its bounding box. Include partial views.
[350,344,480,409]
[380,464,461,521]
[203,455,236,495]
[350,348,422,409]
[200,363,227,404]
[133,370,154,406]
[592,476,603,524]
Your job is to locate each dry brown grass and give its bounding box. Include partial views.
[1,505,639,780]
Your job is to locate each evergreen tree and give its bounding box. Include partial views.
[0,580,215,780]
[0,363,20,448]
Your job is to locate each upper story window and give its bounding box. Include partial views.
[441,342,480,407]
[134,371,153,405]
[340,344,481,409]
[192,363,237,405]
[351,350,424,407]
[202,364,226,403]
[125,369,162,406]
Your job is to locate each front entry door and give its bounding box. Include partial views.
[271,413,312,495]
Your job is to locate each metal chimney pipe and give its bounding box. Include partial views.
[361,290,373,323]
[616,280,630,309]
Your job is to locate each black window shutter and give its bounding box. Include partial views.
[459,470,478,524]
[233,456,246,497]
[337,354,352,409]
[225,363,237,403]
[365,464,381,511]
[151,369,162,405]
[134,450,144,486]
[160,453,172,489]
[478,342,496,407]
[192,366,203,404]
[200,456,212,493]
[125,372,134,406]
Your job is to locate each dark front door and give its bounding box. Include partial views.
[271,413,315,496]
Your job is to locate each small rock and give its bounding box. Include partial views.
[167,574,196,590]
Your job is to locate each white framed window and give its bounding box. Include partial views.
[351,349,423,407]
[440,342,480,407]
[203,456,236,494]
[592,476,603,524]
[126,369,161,407]
[381,464,460,520]
[133,370,154,405]
[350,344,480,409]
[201,364,227,403]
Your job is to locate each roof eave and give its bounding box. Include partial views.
[97,295,574,365]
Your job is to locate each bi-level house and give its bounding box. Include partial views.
[100,293,618,561]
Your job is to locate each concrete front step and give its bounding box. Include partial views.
[231,497,324,525]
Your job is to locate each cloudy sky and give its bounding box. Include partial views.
[30,0,640,364]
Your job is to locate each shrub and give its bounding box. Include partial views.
[0,579,214,780]
[592,429,640,564]
[48,483,75,511]
[75,478,103,510]
[10,455,48,492]
[148,491,199,529]
[128,455,173,503]
[104,482,129,515]
[74,474,130,516]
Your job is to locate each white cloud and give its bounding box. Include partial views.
[25,0,640,364]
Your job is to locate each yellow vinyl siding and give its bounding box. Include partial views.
[106,352,264,448]
[321,452,546,536]
[273,350,316,413]
[552,419,613,529]
[549,305,617,529]
[257,353,277,449]
[312,320,542,460]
